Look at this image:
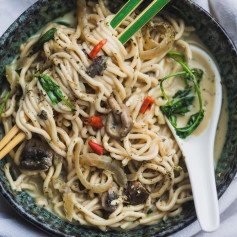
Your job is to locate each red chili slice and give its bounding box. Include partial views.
[88,141,104,155]
[84,116,104,128]
[140,96,155,114]
[89,39,108,60]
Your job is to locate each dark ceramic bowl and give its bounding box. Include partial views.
[0,0,237,236]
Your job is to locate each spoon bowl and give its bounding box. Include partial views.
[166,45,222,231]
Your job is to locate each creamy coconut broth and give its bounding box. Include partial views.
[214,86,228,165]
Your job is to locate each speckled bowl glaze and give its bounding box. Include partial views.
[0,0,237,236]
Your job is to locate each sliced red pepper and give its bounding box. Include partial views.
[140,96,155,114]
[88,141,104,155]
[84,115,104,128]
[89,39,108,60]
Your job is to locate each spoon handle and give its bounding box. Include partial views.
[182,138,220,231]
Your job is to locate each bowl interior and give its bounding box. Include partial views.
[0,0,237,236]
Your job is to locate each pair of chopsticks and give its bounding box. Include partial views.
[0,125,25,160]
[0,0,170,160]
[111,0,171,44]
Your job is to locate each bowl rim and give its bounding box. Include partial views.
[0,0,237,236]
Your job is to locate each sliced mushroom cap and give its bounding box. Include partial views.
[87,55,107,78]
[108,96,122,122]
[101,183,119,212]
[20,138,53,171]
[106,113,121,139]
[120,104,133,137]
[126,181,149,205]
[106,96,133,139]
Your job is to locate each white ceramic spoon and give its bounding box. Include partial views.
[166,45,222,231]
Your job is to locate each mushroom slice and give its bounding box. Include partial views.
[101,183,119,212]
[80,153,127,187]
[87,55,107,78]
[106,96,133,139]
[19,138,53,171]
[106,112,121,139]
[126,181,149,205]
[108,96,122,122]
[120,104,133,137]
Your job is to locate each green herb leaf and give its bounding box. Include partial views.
[159,70,188,105]
[182,68,203,86]
[167,53,203,111]
[161,96,194,116]
[0,91,10,117]
[176,111,204,138]
[173,86,192,99]
[169,115,177,127]
[32,74,76,111]
[192,68,204,85]
[168,51,186,62]
[30,28,57,55]
[159,51,204,139]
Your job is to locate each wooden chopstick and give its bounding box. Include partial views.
[0,132,25,160]
[0,125,19,150]
[117,0,171,44]
[0,124,26,160]
[110,0,144,29]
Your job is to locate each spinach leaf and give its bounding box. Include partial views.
[169,115,177,127]
[176,111,204,138]
[159,51,204,139]
[183,68,204,85]
[192,68,204,85]
[173,86,192,99]
[161,96,194,116]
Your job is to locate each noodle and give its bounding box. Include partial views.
[1,0,197,231]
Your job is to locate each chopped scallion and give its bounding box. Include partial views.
[32,74,76,111]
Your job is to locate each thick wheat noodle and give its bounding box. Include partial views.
[0,0,196,232]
